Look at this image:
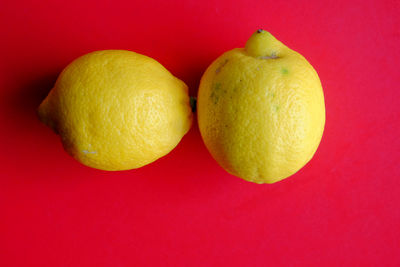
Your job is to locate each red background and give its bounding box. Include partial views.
[1,0,399,266]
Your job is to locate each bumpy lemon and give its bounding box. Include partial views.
[197,30,325,184]
[38,50,192,170]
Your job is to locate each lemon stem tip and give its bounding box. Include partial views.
[190,96,197,113]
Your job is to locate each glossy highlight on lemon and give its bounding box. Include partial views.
[197,30,325,184]
[38,50,192,171]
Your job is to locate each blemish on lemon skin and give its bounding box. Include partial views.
[273,105,280,112]
[260,53,278,59]
[82,150,97,154]
[215,59,229,74]
[211,82,222,104]
[281,68,289,74]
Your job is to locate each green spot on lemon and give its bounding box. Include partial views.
[190,97,197,112]
[211,82,222,104]
[281,68,288,74]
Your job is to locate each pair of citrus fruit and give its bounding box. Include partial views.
[38,30,325,184]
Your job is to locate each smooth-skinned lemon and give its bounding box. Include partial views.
[38,50,192,171]
[197,30,325,184]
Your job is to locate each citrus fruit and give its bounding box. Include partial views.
[197,30,325,184]
[38,50,192,171]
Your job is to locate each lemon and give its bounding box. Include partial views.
[38,50,192,171]
[197,30,325,184]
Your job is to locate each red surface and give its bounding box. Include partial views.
[1,0,400,266]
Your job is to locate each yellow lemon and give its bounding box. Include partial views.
[197,30,325,184]
[38,50,192,171]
